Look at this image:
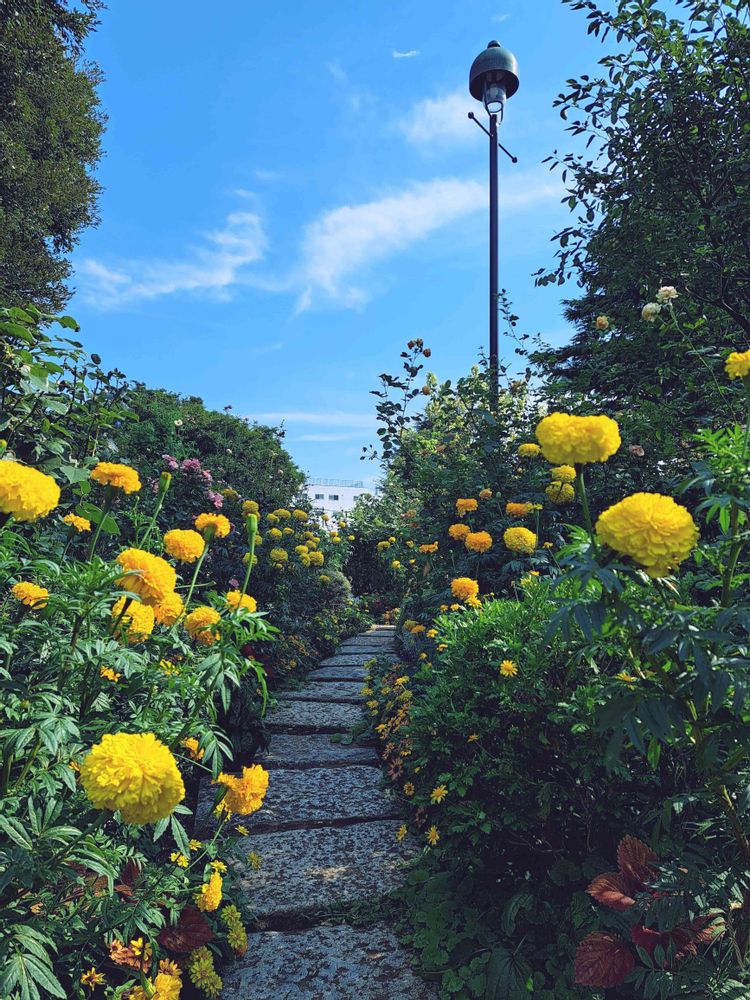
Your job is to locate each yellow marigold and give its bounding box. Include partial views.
[80,732,184,824]
[479,488,493,499]
[293,509,308,521]
[0,461,60,521]
[535,412,621,465]
[391,560,401,569]
[410,624,426,634]
[196,871,223,912]
[456,498,478,517]
[377,540,391,551]
[426,628,437,638]
[100,665,120,683]
[214,764,269,817]
[153,590,184,626]
[308,550,324,567]
[187,947,222,999]
[545,482,575,505]
[115,548,176,607]
[500,659,518,677]
[726,350,750,380]
[225,590,257,613]
[595,492,699,577]
[130,972,182,1000]
[550,464,576,484]
[266,512,279,525]
[426,825,440,846]
[163,528,205,563]
[503,527,537,553]
[184,606,221,645]
[448,523,470,541]
[517,442,541,457]
[270,547,288,564]
[505,502,533,518]
[464,530,493,553]
[111,597,155,643]
[595,315,609,330]
[11,581,49,608]
[419,542,438,554]
[242,499,260,515]
[451,577,479,602]
[181,737,204,761]
[194,512,231,539]
[63,512,91,533]
[437,643,448,652]
[273,508,292,520]
[268,527,283,539]
[91,461,141,494]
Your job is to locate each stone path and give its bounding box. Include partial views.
[223,626,435,1000]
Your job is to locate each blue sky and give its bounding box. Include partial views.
[69,0,605,486]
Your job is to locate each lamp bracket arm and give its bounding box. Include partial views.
[467,113,518,164]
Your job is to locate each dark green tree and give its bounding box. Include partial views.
[0,0,105,310]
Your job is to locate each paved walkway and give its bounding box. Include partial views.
[221,626,434,999]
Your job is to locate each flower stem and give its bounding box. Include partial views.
[240,515,258,598]
[87,486,115,560]
[576,468,597,550]
[139,472,172,548]
[184,529,214,609]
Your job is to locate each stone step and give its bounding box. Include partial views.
[281,681,365,704]
[266,699,363,733]
[336,646,395,657]
[339,635,396,646]
[222,924,435,999]
[259,733,378,769]
[320,653,399,667]
[234,820,413,922]
[309,665,370,682]
[242,765,397,832]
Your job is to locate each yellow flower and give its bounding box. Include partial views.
[63,512,91,533]
[503,527,537,554]
[595,315,609,330]
[377,539,391,552]
[111,597,155,643]
[726,350,750,380]
[448,523,470,541]
[479,488,493,499]
[391,559,401,569]
[194,512,231,539]
[455,498,478,517]
[0,461,60,521]
[225,590,257,613]
[266,512,279,525]
[543,541,554,549]
[80,967,106,990]
[214,764,269,817]
[419,542,438,553]
[99,665,121,683]
[426,628,437,638]
[159,658,180,676]
[437,643,448,652]
[80,732,184,824]
[236,825,249,836]
[196,871,222,912]
[403,782,415,797]
[153,590,184,626]
[221,904,248,956]
[426,825,440,846]
[430,785,448,804]
[163,528,205,563]
[293,509,308,521]
[500,659,518,677]
[247,850,262,869]
[451,577,479,603]
[273,508,292,520]
[595,492,699,577]
[410,624,426,634]
[308,550,324,567]
[187,947,222,998]
[11,581,49,608]
[467,734,479,742]
[550,464,576,483]
[545,482,575,505]
[517,442,541,457]
[615,671,638,687]
[115,548,177,606]
[181,737,204,761]
[270,547,288,564]
[189,839,202,850]
[535,413,621,465]
[184,606,221,645]
[243,499,260,515]
[210,859,227,873]
[170,851,189,868]
[91,461,141,494]
[269,527,283,539]
[396,824,408,842]
[464,530,492,553]
[130,972,182,1000]
[505,501,533,518]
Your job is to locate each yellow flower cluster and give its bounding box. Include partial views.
[308,550,324,567]
[63,512,91,533]
[111,597,155,643]
[153,591,184,626]
[221,904,248,956]
[11,581,49,608]
[184,606,221,646]
[726,350,750,380]
[505,502,533,518]
[479,488,493,499]
[91,461,141,493]
[100,666,120,683]
[545,482,575,505]
[419,542,438,554]
[270,547,288,565]
[450,577,479,603]
[163,528,205,563]
[80,732,184,824]
[225,590,257,612]
[535,413,621,465]
[464,530,492,553]
[0,461,60,521]
[596,492,698,577]
[242,499,259,515]
[115,548,177,606]
[194,512,231,539]
[196,871,223,912]
[377,540,390,551]
[293,509,308,521]
[130,970,182,1000]
[448,522,470,540]
[187,947,222,999]
[214,764,269,817]
[455,498,478,517]
[503,527,537,553]
[517,442,541,457]
[181,737,204,761]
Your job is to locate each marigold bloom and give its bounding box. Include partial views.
[426,825,440,846]
[196,871,223,912]
[503,527,537,554]
[184,606,221,645]
[194,512,231,539]
[656,285,678,303]
[464,530,493,553]
[91,461,141,494]
[214,764,269,816]
[100,665,121,683]
[292,509,308,521]
[455,498,478,517]
[726,350,750,380]
[595,492,698,577]
[479,488,493,499]
[419,541,438,553]
[505,502,533,518]
[308,550,324,566]
[0,461,60,521]
[545,482,575,505]
[268,527,283,539]
[130,972,182,1000]
[242,499,260,515]
[451,577,479,602]
[11,581,49,607]
[410,624,426,634]
[163,528,205,563]
[111,598,155,643]
[535,412,621,465]
[115,548,177,606]
[153,590,184,626]
[63,512,91,533]
[517,442,541,458]
[225,590,257,613]
[80,732,184,824]
[430,785,448,804]
[270,547,288,564]
[550,464,576,484]
[181,737,204,761]
[500,659,518,677]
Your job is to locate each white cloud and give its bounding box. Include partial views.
[248,411,375,429]
[248,340,284,358]
[79,211,267,308]
[494,13,511,23]
[399,88,473,147]
[392,49,420,59]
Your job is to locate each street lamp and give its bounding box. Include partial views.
[468,40,519,406]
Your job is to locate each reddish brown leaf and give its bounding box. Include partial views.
[115,859,144,899]
[574,932,635,988]
[157,905,214,953]
[109,940,151,973]
[586,872,637,911]
[630,923,668,957]
[617,835,658,887]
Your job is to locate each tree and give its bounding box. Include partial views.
[534,0,750,443]
[0,1,105,310]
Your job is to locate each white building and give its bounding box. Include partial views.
[305,478,375,515]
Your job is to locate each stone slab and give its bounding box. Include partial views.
[244,765,398,831]
[222,923,435,999]
[234,820,413,921]
[266,699,363,733]
[281,681,366,704]
[336,645,396,656]
[259,733,378,769]
[309,665,370,682]
[320,653,399,667]
[339,635,396,646]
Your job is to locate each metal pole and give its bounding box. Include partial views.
[488,112,499,408]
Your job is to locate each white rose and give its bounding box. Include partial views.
[174,419,183,427]
[641,302,662,322]
[656,286,678,303]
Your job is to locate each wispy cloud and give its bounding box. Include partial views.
[494,13,511,23]
[248,410,375,429]
[399,88,473,147]
[326,61,362,112]
[79,211,267,308]
[248,340,284,358]
[392,49,420,59]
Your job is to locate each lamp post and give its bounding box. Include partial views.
[469,40,519,407]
